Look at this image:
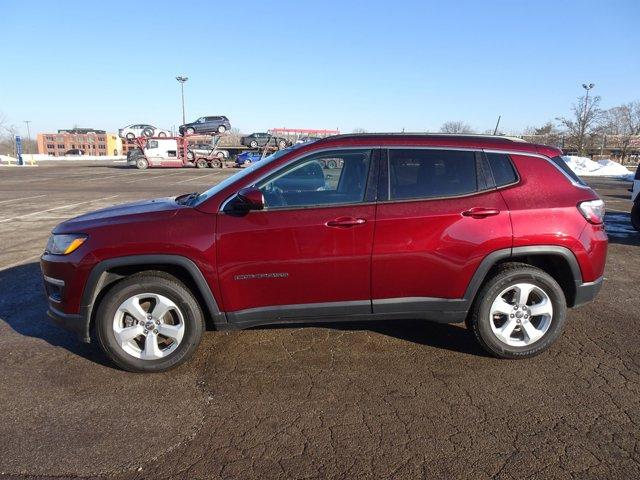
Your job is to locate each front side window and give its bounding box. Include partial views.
[389,149,478,200]
[259,149,372,208]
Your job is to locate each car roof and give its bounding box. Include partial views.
[311,133,561,157]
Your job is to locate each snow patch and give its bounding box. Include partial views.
[562,155,634,180]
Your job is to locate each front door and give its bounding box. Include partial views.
[217,148,378,326]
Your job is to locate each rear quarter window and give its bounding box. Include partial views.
[550,156,587,186]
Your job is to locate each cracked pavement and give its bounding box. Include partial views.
[0,162,638,479]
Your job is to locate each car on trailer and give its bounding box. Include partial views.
[119,124,170,140]
[179,116,231,136]
[241,132,290,150]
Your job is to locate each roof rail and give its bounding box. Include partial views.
[327,133,528,143]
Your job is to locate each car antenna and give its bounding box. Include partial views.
[493,115,501,135]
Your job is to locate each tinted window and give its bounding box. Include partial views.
[550,156,587,186]
[389,149,477,200]
[259,150,371,208]
[486,153,518,186]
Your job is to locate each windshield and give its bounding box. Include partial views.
[192,144,306,206]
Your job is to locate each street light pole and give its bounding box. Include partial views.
[24,120,32,164]
[176,76,188,126]
[581,83,594,155]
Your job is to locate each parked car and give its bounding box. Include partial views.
[119,124,170,140]
[41,134,607,372]
[179,116,231,136]
[631,164,640,230]
[241,132,289,150]
[64,149,84,156]
[187,143,229,161]
[235,151,266,166]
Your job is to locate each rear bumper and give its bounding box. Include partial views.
[573,276,604,308]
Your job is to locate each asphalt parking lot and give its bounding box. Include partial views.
[0,161,639,479]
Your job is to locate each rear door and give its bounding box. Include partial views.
[217,148,379,325]
[371,148,512,313]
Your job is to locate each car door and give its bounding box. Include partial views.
[217,148,379,326]
[371,148,512,315]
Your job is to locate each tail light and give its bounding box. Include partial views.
[578,199,605,224]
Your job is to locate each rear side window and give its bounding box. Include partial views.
[486,153,518,186]
[549,155,587,186]
[389,149,477,200]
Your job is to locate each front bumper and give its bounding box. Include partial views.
[47,305,90,342]
[573,276,604,308]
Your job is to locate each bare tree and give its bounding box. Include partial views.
[556,95,602,155]
[601,102,640,162]
[440,121,474,134]
[522,122,563,147]
[352,128,367,134]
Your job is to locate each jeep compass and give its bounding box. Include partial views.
[41,134,607,372]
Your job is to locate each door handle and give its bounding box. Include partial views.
[326,217,367,227]
[461,207,500,218]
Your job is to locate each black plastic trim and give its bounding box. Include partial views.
[572,276,603,307]
[79,254,225,342]
[47,306,88,341]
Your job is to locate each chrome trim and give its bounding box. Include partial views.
[483,148,590,189]
[43,275,65,287]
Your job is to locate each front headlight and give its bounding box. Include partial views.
[45,234,87,255]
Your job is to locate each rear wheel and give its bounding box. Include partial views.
[467,263,567,359]
[217,125,226,133]
[95,272,205,373]
[186,127,195,135]
[216,151,225,159]
[277,139,287,149]
[158,131,167,138]
[142,128,154,137]
[631,203,640,231]
[250,140,258,148]
[195,158,208,168]
[126,132,135,140]
[135,157,148,170]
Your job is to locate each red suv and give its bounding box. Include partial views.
[41,134,607,372]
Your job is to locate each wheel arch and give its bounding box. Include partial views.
[465,246,583,308]
[82,255,225,338]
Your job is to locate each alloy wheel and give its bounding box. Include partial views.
[489,283,553,347]
[112,293,185,360]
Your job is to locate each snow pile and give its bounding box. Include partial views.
[562,156,634,180]
[0,154,18,163]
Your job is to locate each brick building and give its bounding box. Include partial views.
[37,128,122,156]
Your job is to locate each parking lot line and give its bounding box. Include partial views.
[122,170,188,183]
[0,195,119,223]
[0,194,47,205]
[174,172,221,184]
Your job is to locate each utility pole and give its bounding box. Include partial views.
[23,120,32,164]
[176,76,188,126]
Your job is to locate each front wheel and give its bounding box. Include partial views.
[186,127,195,135]
[249,140,258,148]
[195,158,208,168]
[217,125,226,133]
[467,263,567,359]
[631,203,640,231]
[135,157,148,170]
[95,272,205,373]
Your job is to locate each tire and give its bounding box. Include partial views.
[631,203,640,231]
[136,157,148,170]
[187,151,195,161]
[196,158,208,168]
[277,140,287,150]
[142,128,154,137]
[210,160,222,168]
[158,131,167,138]
[186,127,195,135]
[216,151,225,159]
[95,272,205,373]
[126,132,135,140]
[467,262,567,359]
[250,140,258,148]
[217,125,226,133]
[327,160,337,169]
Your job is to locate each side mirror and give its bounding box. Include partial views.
[236,186,264,211]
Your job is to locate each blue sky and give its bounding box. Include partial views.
[1,0,639,137]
